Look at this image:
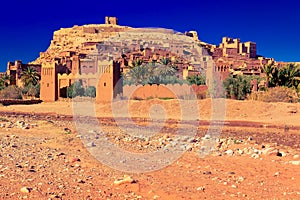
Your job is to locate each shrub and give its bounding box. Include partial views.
[22,83,40,98]
[85,86,96,98]
[186,74,206,85]
[223,75,252,100]
[67,81,84,98]
[248,87,299,103]
[0,86,22,99]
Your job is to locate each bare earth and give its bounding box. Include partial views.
[0,99,299,199]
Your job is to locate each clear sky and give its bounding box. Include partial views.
[0,0,299,71]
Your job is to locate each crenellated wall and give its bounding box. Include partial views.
[58,72,100,89]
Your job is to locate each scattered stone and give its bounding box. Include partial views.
[251,154,260,159]
[196,186,205,191]
[261,148,274,155]
[203,171,212,175]
[225,149,233,156]
[237,176,245,182]
[20,187,30,193]
[50,194,60,198]
[87,142,96,147]
[70,157,81,163]
[22,124,30,130]
[287,106,297,114]
[77,179,85,184]
[289,161,300,166]
[293,155,299,159]
[276,152,283,157]
[64,128,72,134]
[113,175,135,186]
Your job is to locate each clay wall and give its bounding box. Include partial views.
[122,84,208,100]
[40,62,58,102]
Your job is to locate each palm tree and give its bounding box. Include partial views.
[130,58,143,68]
[0,74,10,89]
[278,63,300,89]
[262,63,276,87]
[21,67,40,87]
[125,65,149,85]
[159,57,170,66]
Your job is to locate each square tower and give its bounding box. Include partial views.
[40,62,58,102]
[96,60,121,102]
[105,16,118,25]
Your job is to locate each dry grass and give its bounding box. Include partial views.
[248,87,299,103]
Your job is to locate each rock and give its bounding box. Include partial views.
[64,128,72,134]
[253,149,261,154]
[225,150,234,156]
[237,176,245,182]
[22,124,30,129]
[237,149,244,155]
[279,151,287,157]
[261,147,274,155]
[203,171,212,175]
[287,106,297,114]
[50,194,60,198]
[153,195,160,200]
[293,155,299,159]
[20,187,30,193]
[274,172,280,176]
[87,141,96,147]
[196,186,205,191]
[276,152,283,157]
[113,175,135,185]
[77,179,85,184]
[16,121,25,127]
[216,141,223,149]
[289,161,300,166]
[251,154,259,159]
[226,139,234,146]
[70,157,81,163]
[202,135,211,140]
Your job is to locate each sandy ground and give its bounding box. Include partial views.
[1,98,300,125]
[0,99,299,199]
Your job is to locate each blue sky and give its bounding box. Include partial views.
[0,0,299,71]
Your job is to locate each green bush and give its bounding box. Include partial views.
[0,86,22,99]
[67,81,84,98]
[22,83,40,98]
[85,86,96,98]
[123,63,182,85]
[186,74,206,85]
[223,75,252,100]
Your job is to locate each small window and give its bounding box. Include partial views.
[47,83,49,87]
[104,82,106,87]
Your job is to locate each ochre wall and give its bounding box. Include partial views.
[123,84,208,100]
[40,63,58,102]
